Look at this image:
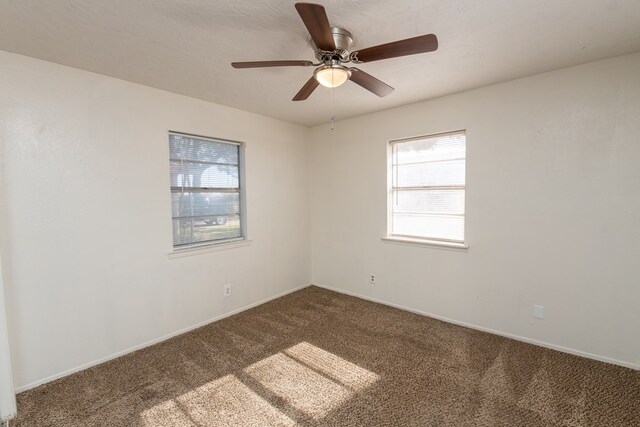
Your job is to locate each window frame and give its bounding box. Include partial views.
[168,131,247,251]
[386,130,467,248]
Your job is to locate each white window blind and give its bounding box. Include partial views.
[169,132,243,248]
[390,131,466,243]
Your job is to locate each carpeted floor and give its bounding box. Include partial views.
[14,286,640,426]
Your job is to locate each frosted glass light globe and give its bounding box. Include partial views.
[314,65,351,88]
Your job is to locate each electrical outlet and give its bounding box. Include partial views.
[224,283,232,298]
[534,305,544,319]
[369,273,376,284]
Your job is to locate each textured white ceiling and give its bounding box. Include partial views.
[1,0,640,127]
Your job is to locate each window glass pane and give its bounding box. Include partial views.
[389,131,466,242]
[393,189,465,214]
[170,161,239,189]
[392,214,464,242]
[394,133,465,164]
[169,132,243,248]
[172,215,242,246]
[171,192,240,218]
[169,133,238,165]
[394,159,465,187]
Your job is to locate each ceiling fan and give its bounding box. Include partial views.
[231,2,438,101]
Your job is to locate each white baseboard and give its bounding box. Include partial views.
[314,283,640,371]
[16,283,312,393]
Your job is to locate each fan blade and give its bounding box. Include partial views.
[352,34,438,63]
[295,3,336,51]
[232,60,314,69]
[349,68,394,97]
[292,77,320,101]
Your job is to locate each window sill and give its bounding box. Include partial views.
[168,239,252,259]
[381,236,468,251]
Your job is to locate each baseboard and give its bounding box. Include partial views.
[314,283,640,371]
[15,283,312,393]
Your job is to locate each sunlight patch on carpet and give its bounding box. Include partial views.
[142,374,296,426]
[245,342,379,420]
[284,341,379,390]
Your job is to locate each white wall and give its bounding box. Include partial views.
[0,51,311,390]
[309,53,640,369]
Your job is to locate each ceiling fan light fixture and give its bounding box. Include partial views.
[314,65,351,88]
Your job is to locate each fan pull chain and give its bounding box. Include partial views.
[330,76,336,131]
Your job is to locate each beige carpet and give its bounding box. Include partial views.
[14,286,640,426]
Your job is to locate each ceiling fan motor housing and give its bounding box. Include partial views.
[312,27,354,61]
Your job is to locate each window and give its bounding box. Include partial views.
[169,132,244,248]
[388,130,466,244]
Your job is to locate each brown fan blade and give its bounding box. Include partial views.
[349,68,394,97]
[352,34,438,63]
[295,3,336,51]
[231,60,314,69]
[292,77,320,101]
